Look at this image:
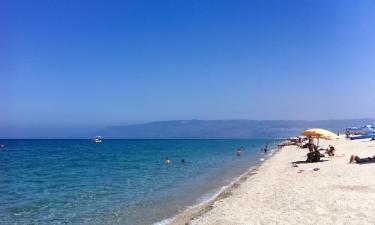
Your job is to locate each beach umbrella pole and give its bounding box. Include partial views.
[317,137,320,147]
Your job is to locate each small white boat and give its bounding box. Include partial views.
[92,136,102,143]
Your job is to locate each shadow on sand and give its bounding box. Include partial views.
[291,160,329,164]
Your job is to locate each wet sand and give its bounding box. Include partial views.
[169,136,375,225]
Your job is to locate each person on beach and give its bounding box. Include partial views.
[164,158,171,165]
[308,137,314,148]
[306,145,320,163]
[308,143,314,152]
[236,148,241,157]
[346,130,350,139]
[298,137,303,147]
[326,145,335,156]
[349,155,375,164]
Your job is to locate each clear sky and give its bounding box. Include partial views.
[3,0,375,137]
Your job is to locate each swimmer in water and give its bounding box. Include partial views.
[236,148,241,156]
[181,159,185,164]
[164,157,171,165]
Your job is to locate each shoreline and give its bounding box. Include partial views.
[166,147,281,225]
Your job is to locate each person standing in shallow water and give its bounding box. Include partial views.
[264,144,268,154]
[236,148,241,156]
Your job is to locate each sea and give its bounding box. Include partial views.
[0,139,278,225]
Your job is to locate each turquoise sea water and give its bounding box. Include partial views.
[0,139,277,225]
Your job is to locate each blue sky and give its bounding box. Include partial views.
[3,0,375,137]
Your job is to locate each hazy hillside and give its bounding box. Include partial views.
[100,119,375,139]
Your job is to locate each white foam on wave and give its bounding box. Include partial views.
[194,185,227,206]
[153,218,173,225]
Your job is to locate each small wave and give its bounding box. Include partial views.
[194,186,226,207]
[153,163,262,225]
[152,185,228,225]
[153,218,173,225]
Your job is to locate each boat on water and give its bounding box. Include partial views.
[92,136,102,143]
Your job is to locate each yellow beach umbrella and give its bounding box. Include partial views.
[303,128,338,140]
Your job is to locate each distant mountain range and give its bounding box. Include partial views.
[99,119,375,139]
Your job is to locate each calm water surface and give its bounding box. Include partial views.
[0,139,277,225]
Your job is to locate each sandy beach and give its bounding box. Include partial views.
[170,136,375,225]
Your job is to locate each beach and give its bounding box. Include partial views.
[170,136,375,225]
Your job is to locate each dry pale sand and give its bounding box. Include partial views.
[170,136,375,225]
